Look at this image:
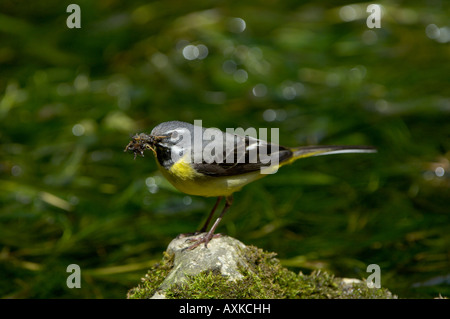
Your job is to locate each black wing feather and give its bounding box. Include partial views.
[193,135,292,176]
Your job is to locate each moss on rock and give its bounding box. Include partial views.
[127,236,396,299]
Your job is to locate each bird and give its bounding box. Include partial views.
[124,120,376,249]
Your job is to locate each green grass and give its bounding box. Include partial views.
[1,1,449,298]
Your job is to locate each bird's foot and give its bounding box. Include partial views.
[183,232,222,250]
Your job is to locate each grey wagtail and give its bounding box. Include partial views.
[125,120,376,249]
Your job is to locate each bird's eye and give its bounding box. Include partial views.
[170,131,179,140]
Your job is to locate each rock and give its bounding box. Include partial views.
[127,234,397,299]
[153,233,248,297]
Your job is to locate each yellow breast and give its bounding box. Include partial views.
[157,156,266,197]
[169,157,202,180]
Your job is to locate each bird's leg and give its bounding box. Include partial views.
[199,196,223,233]
[186,195,233,250]
[176,196,223,239]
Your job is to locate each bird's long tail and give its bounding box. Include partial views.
[284,145,377,165]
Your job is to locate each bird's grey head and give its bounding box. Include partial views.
[151,120,193,135]
[149,121,203,166]
[151,121,195,148]
[124,121,194,160]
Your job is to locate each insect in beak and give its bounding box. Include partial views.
[124,134,166,159]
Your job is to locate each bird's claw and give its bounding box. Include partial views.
[182,232,222,250]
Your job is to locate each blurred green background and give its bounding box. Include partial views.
[1,0,449,298]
